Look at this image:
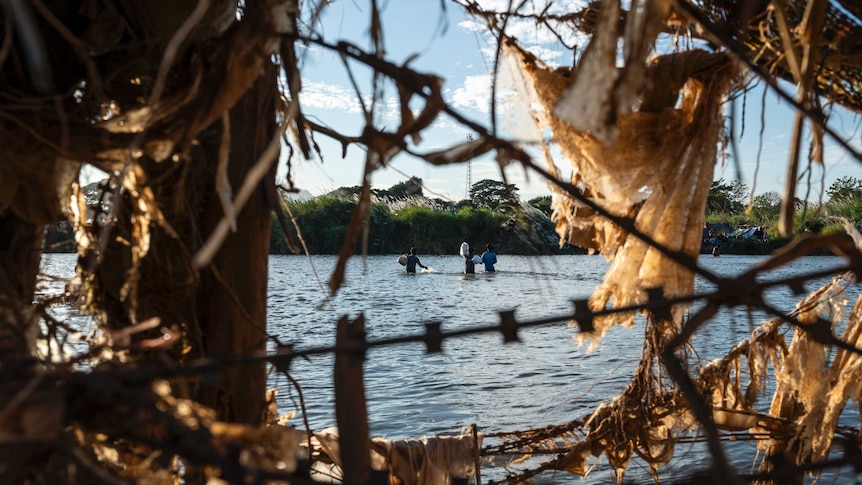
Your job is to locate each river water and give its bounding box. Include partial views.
[40,253,859,483]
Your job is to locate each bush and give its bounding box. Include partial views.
[270,193,581,255]
[723,237,771,255]
[705,213,749,226]
[826,197,862,222]
[391,206,465,254]
[283,195,356,253]
[820,222,847,237]
[43,221,76,253]
[527,196,552,217]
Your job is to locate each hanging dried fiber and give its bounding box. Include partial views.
[509,43,738,345]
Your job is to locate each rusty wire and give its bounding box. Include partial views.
[56,256,852,386]
[7,0,862,483]
[29,246,862,483]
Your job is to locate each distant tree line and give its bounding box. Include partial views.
[270,178,571,255]
[704,176,862,254]
[45,178,566,255]
[47,176,862,256]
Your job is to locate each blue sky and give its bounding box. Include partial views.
[77,2,860,203]
[284,0,862,204]
[290,0,515,201]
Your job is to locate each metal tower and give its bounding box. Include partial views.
[465,134,473,200]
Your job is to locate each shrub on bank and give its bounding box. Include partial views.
[722,236,773,255]
[271,195,546,255]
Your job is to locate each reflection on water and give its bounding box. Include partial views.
[40,253,859,483]
[38,254,93,360]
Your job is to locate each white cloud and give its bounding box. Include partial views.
[301,80,407,123]
[524,46,564,68]
[473,0,587,16]
[450,75,493,113]
[457,20,485,33]
[455,0,591,74]
[302,81,364,113]
[458,0,588,46]
[449,73,520,119]
[504,20,567,45]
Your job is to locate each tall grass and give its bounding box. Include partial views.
[271,195,535,255]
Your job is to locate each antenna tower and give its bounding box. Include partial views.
[465,134,473,200]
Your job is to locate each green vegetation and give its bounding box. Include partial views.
[279,194,357,254]
[44,222,76,253]
[527,195,552,217]
[703,177,862,255]
[825,176,862,222]
[55,177,862,256]
[748,191,781,226]
[469,179,520,213]
[826,176,862,205]
[707,178,748,215]
[270,179,574,255]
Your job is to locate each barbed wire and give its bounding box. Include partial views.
[12,1,862,483]
[40,247,859,483]
[82,259,856,389]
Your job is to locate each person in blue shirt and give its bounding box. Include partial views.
[481,244,497,272]
[405,247,427,274]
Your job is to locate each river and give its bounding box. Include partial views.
[40,253,858,483]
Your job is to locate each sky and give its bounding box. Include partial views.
[281,0,862,205]
[76,1,862,203]
[288,0,525,201]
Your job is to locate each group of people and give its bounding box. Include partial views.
[401,243,498,274]
[460,242,496,274]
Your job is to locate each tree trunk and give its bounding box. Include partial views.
[194,62,277,425]
[0,212,42,358]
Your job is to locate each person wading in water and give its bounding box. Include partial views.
[405,247,428,274]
